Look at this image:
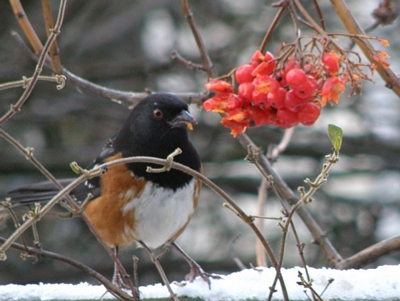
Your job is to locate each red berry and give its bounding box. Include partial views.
[252,51,276,76]
[275,71,287,87]
[221,109,250,137]
[320,76,346,106]
[235,64,255,84]
[264,107,277,125]
[203,93,241,113]
[252,61,275,76]
[322,52,340,75]
[252,90,269,107]
[267,87,286,109]
[264,51,274,62]
[204,79,233,93]
[304,64,320,80]
[286,69,308,87]
[238,82,255,101]
[276,108,299,128]
[251,50,264,67]
[293,75,318,99]
[298,102,321,126]
[253,75,279,94]
[247,105,268,127]
[284,57,300,74]
[226,94,245,111]
[284,90,308,112]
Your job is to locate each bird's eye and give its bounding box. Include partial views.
[153,109,163,119]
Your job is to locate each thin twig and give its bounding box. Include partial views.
[255,178,267,267]
[297,271,324,301]
[0,75,66,91]
[63,68,208,107]
[9,0,43,54]
[176,5,288,294]
[268,150,339,300]
[267,127,295,162]
[0,0,67,125]
[336,235,400,270]
[0,172,88,259]
[293,0,400,96]
[41,0,62,73]
[236,133,344,266]
[0,200,31,257]
[289,223,319,300]
[1,152,288,298]
[259,6,287,53]
[182,0,289,292]
[80,213,138,299]
[137,240,179,301]
[0,237,134,301]
[181,0,215,79]
[229,235,247,270]
[10,28,209,108]
[312,0,326,31]
[0,155,238,255]
[0,129,77,207]
[171,50,207,71]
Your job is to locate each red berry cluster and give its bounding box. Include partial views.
[203,50,345,137]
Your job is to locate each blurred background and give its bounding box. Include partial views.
[0,0,400,286]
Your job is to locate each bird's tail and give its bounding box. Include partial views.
[4,179,91,208]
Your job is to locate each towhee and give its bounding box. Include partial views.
[7,93,216,288]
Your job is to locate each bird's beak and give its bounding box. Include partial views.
[169,111,196,131]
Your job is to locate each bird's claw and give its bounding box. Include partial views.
[112,271,132,291]
[185,263,222,289]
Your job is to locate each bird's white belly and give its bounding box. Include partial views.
[121,179,196,249]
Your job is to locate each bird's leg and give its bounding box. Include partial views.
[112,247,127,287]
[111,246,139,299]
[170,242,221,289]
[137,240,178,301]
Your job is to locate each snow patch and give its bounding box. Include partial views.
[2,265,400,300]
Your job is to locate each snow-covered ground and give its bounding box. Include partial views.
[2,265,400,300]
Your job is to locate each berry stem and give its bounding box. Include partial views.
[259,6,286,53]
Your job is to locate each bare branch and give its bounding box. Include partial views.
[172,50,207,71]
[292,0,400,97]
[336,235,400,270]
[0,237,134,301]
[0,0,67,125]
[255,178,268,267]
[9,0,43,55]
[181,0,215,79]
[328,0,400,96]
[41,0,62,73]
[236,133,344,266]
[259,5,287,53]
[138,240,179,301]
[0,75,65,91]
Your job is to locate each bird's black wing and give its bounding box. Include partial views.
[7,135,118,206]
[83,134,117,192]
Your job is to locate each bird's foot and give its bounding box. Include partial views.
[112,270,132,291]
[184,261,222,289]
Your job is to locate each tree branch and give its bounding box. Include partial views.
[328,0,400,96]
[336,235,400,270]
[0,237,134,301]
[0,0,67,125]
[236,133,344,266]
[41,0,62,73]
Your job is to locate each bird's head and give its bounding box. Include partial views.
[116,93,197,157]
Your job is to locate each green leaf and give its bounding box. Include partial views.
[328,124,343,152]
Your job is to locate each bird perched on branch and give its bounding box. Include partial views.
[7,93,216,289]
